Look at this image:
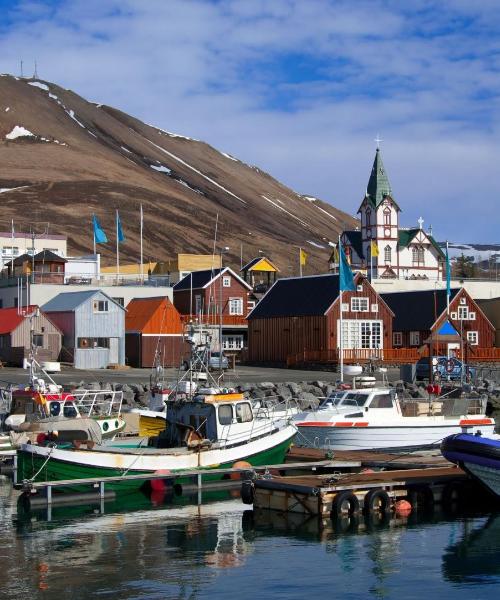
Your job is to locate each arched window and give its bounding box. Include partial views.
[384,245,391,264]
[412,246,425,265]
[383,207,391,226]
[365,209,372,226]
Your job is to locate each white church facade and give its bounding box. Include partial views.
[334,148,446,280]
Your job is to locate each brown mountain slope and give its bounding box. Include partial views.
[0,74,357,272]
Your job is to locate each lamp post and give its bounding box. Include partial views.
[219,246,229,378]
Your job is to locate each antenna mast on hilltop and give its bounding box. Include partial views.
[33,60,38,79]
[20,60,24,78]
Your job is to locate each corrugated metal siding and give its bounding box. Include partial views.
[74,348,110,369]
[11,313,61,352]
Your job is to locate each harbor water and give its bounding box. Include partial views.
[1,476,500,599]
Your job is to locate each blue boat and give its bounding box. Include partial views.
[441,433,500,498]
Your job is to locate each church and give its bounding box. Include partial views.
[334,147,446,280]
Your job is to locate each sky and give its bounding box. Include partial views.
[0,0,499,243]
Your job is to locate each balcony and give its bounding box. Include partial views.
[180,314,248,327]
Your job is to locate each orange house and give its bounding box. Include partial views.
[125,297,188,368]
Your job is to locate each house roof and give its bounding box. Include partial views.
[248,274,343,318]
[34,250,67,263]
[398,229,446,259]
[174,267,252,291]
[0,305,39,334]
[381,288,460,331]
[343,230,365,260]
[241,256,280,273]
[125,296,182,333]
[42,290,124,312]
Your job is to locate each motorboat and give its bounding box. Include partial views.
[441,432,500,498]
[293,386,495,451]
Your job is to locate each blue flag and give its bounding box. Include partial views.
[116,211,125,243]
[339,242,356,291]
[92,214,108,244]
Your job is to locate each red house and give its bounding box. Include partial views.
[173,267,253,352]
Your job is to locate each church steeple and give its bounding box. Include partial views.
[366,148,394,208]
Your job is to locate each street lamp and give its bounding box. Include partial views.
[219,247,230,378]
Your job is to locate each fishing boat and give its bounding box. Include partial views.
[441,432,500,498]
[293,386,495,451]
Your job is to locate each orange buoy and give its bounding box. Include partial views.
[395,499,412,516]
[361,468,375,474]
[230,461,252,480]
[150,469,172,492]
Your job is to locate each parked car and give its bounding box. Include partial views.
[208,352,229,370]
[415,356,476,382]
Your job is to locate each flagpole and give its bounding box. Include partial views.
[299,247,303,278]
[446,240,450,315]
[370,242,373,283]
[339,236,344,383]
[140,204,144,284]
[116,210,119,283]
[92,215,96,255]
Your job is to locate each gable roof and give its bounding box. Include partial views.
[42,290,124,312]
[125,296,182,333]
[0,305,39,334]
[398,229,446,258]
[34,250,67,263]
[381,288,460,331]
[343,230,364,260]
[174,266,252,291]
[248,274,343,319]
[241,256,280,273]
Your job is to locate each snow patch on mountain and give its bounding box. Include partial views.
[151,164,171,174]
[27,81,49,91]
[307,240,326,249]
[261,195,308,226]
[439,242,500,262]
[5,125,34,139]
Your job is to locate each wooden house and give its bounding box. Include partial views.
[42,290,125,369]
[477,297,500,347]
[0,305,62,366]
[173,267,253,353]
[125,297,188,368]
[247,273,393,364]
[240,256,279,293]
[4,250,67,284]
[381,288,495,358]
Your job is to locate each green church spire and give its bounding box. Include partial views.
[366,148,393,208]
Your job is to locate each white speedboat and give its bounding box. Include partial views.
[293,387,495,451]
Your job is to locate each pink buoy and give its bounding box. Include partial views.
[150,469,171,492]
[395,499,412,516]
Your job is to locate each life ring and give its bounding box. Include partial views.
[446,359,455,373]
[363,489,392,514]
[331,490,360,517]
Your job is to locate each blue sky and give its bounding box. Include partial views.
[1,0,499,242]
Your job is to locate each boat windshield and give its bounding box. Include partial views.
[319,392,346,408]
[340,393,370,407]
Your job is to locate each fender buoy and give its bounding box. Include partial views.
[331,491,360,517]
[241,480,254,505]
[230,461,252,480]
[394,499,412,516]
[150,469,171,492]
[363,489,391,514]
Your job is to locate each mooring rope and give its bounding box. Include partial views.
[24,443,57,484]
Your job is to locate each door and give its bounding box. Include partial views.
[109,338,119,363]
[447,342,460,358]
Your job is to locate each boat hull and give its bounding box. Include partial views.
[17,425,297,491]
[441,433,500,497]
[297,421,496,451]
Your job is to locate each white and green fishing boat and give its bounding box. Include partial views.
[17,389,297,490]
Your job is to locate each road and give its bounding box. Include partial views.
[0,365,402,387]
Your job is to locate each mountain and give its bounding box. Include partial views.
[0,74,357,273]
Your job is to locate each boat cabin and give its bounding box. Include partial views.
[7,389,79,424]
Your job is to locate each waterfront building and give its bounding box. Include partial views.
[0,230,67,264]
[42,290,125,369]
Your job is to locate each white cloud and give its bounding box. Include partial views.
[1,0,499,241]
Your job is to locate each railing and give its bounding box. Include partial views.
[286,346,500,367]
[180,314,248,326]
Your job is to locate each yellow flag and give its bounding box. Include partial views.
[300,248,307,266]
[370,240,379,257]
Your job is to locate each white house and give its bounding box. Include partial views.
[335,148,446,280]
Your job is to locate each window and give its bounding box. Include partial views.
[410,331,420,346]
[93,300,109,312]
[195,295,202,315]
[340,320,382,350]
[458,306,468,320]
[412,246,425,265]
[229,298,243,315]
[63,402,78,418]
[32,334,43,347]
[223,276,231,287]
[370,393,393,409]
[365,209,372,226]
[467,331,478,345]
[223,335,244,350]
[2,246,19,256]
[393,332,402,346]
[112,297,124,307]
[384,245,391,263]
[218,404,233,425]
[351,297,369,312]
[371,303,378,313]
[235,402,253,423]
[247,300,256,311]
[78,337,109,349]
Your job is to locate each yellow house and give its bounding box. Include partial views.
[241,256,279,291]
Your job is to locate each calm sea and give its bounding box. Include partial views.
[1,476,499,600]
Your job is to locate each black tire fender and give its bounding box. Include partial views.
[331,490,360,517]
[363,488,392,514]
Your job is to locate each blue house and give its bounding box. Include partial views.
[42,290,126,369]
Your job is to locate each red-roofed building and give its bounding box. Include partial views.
[0,306,62,366]
[125,297,188,368]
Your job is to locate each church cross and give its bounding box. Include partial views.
[374,134,383,149]
[418,216,424,229]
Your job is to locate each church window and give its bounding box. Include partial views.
[412,246,425,265]
[383,207,391,226]
[366,209,372,226]
[384,245,391,263]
